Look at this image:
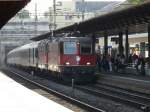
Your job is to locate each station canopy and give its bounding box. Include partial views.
[31,1,150,41]
[0,0,30,29]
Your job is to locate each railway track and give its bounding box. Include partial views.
[97,82,150,100]
[76,83,150,112]
[3,68,105,112]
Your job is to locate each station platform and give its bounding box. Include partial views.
[0,71,73,112]
[98,69,150,82]
[97,70,150,94]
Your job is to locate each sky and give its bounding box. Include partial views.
[25,0,126,13]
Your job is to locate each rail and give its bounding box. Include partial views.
[76,83,150,112]
[5,68,105,112]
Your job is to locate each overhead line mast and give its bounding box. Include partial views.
[53,0,56,30]
[35,3,38,36]
[82,0,84,21]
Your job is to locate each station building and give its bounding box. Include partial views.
[49,0,121,29]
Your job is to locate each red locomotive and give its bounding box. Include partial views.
[7,36,97,83]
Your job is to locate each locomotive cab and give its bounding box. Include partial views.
[59,37,97,83]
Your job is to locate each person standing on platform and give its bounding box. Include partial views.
[132,53,138,67]
[135,56,140,72]
[135,55,145,75]
[140,55,145,76]
[97,54,101,72]
[108,54,112,72]
[128,54,132,65]
[101,55,109,72]
[114,54,120,72]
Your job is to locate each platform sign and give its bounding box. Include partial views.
[111,37,119,44]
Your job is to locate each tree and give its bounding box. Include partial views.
[127,0,144,4]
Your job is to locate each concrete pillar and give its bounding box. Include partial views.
[118,32,124,56]
[125,30,129,60]
[104,32,108,56]
[148,24,150,68]
[92,34,96,54]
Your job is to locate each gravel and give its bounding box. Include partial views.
[8,67,143,112]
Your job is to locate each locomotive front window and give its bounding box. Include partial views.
[63,42,77,54]
[80,43,92,54]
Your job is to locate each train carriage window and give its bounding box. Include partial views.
[43,43,48,53]
[80,43,92,54]
[35,48,38,58]
[49,44,51,52]
[63,42,77,54]
[60,42,63,53]
[44,44,46,53]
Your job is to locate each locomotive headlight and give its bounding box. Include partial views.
[86,62,91,65]
[76,56,81,62]
[65,62,70,65]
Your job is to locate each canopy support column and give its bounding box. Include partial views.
[125,29,129,61]
[104,32,108,56]
[118,32,124,56]
[148,24,150,68]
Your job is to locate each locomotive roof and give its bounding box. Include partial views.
[8,41,39,55]
[8,36,92,55]
[58,36,93,42]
